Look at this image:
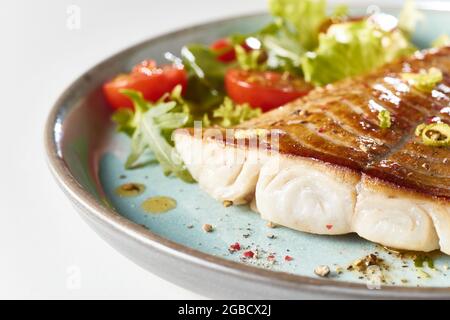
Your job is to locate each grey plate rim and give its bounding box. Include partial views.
[45,4,450,299]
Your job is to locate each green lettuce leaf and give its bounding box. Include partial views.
[301,18,415,86]
[268,0,327,50]
[207,97,262,128]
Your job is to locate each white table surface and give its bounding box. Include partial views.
[0,0,405,299]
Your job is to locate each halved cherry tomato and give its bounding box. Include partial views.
[225,69,313,111]
[103,59,187,110]
[210,38,252,63]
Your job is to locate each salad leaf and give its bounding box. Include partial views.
[181,45,227,112]
[114,89,194,182]
[111,108,135,136]
[301,18,415,86]
[268,0,327,50]
[258,21,305,74]
[235,45,267,71]
[132,104,193,182]
[207,97,262,128]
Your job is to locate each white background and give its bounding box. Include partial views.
[0,0,267,300]
[1,0,404,299]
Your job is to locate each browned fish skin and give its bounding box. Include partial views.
[228,47,450,199]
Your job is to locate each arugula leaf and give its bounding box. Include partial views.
[301,19,415,86]
[111,108,135,136]
[268,0,327,50]
[133,103,193,181]
[125,125,150,169]
[113,89,194,182]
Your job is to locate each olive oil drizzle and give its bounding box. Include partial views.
[141,196,177,214]
[115,183,146,197]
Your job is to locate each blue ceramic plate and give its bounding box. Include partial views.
[46,2,450,298]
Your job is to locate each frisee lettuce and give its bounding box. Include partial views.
[204,97,262,128]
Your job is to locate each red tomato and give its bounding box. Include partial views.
[225,69,313,111]
[210,38,252,63]
[211,39,236,62]
[103,60,187,110]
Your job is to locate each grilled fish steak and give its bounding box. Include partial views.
[174,48,450,254]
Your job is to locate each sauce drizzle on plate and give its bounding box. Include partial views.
[141,196,177,214]
[115,183,146,197]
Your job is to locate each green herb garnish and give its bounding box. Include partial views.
[415,122,450,147]
[402,67,443,93]
[378,109,392,129]
[414,255,434,268]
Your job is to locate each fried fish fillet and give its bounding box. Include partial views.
[174,47,450,254]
